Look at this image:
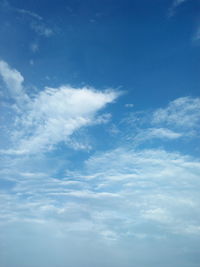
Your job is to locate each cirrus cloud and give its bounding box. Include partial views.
[0,60,119,154]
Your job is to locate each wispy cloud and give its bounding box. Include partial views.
[124,103,134,108]
[132,127,182,145]
[15,7,43,21]
[3,62,200,239]
[193,26,200,42]
[1,60,200,265]
[0,60,119,154]
[152,96,200,129]
[31,21,54,37]
[15,86,118,154]
[0,60,28,104]
[85,147,200,234]
[145,127,182,139]
[1,147,200,243]
[112,96,200,148]
[6,1,54,38]
[30,42,39,52]
[168,0,189,17]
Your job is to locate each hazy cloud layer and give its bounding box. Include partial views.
[0,147,200,267]
[0,60,200,267]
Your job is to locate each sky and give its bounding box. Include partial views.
[0,0,200,266]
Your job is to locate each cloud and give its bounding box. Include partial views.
[0,60,119,154]
[1,147,200,244]
[146,127,182,139]
[29,59,34,66]
[0,60,24,95]
[31,21,54,37]
[5,2,54,38]
[15,8,43,21]
[2,1,43,21]
[0,69,200,265]
[168,0,189,17]
[125,103,134,108]
[173,0,188,7]
[85,147,200,234]
[0,60,28,104]
[132,127,182,146]
[14,86,118,154]
[30,42,39,52]
[112,96,200,148]
[152,96,200,129]
[193,27,200,42]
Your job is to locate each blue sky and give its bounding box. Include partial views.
[0,0,200,266]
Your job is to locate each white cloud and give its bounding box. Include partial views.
[132,127,182,145]
[147,127,182,139]
[15,8,43,21]
[114,96,200,146]
[1,147,200,241]
[0,60,119,154]
[1,61,200,266]
[86,147,200,183]
[152,96,200,129]
[13,86,118,154]
[142,207,172,223]
[85,147,200,235]
[12,4,54,39]
[0,142,200,266]
[0,60,28,103]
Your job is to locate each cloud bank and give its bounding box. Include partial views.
[0,60,200,267]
